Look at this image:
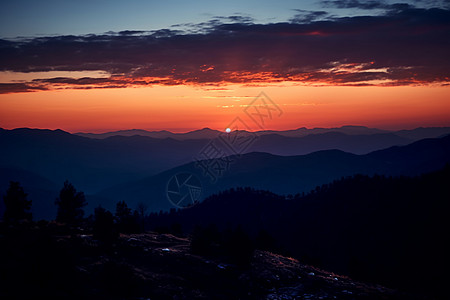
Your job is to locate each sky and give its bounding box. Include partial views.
[0,0,449,132]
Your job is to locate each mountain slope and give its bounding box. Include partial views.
[147,165,450,298]
[96,134,450,214]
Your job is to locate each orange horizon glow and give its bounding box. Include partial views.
[0,83,449,133]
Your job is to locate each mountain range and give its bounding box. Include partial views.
[95,134,450,214]
[75,125,450,141]
[1,126,449,219]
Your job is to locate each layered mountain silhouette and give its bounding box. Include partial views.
[0,128,206,193]
[1,126,449,219]
[76,127,221,140]
[95,134,450,215]
[2,126,449,191]
[75,125,450,140]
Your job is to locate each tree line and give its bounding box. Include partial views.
[1,180,146,242]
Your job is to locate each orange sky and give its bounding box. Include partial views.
[0,83,449,132]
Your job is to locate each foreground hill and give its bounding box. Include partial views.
[0,228,408,299]
[148,165,450,298]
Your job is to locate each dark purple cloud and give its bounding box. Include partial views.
[320,0,414,10]
[289,9,329,23]
[0,83,49,93]
[0,5,449,93]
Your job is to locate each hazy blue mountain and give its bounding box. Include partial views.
[0,127,415,195]
[94,134,450,215]
[2,127,449,218]
[393,126,450,140]
[0,166,59,220]
[249,132,412,155]
[0,128,207,193]
[259,125,390,137]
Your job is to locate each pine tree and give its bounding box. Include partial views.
[93,206,117,244]
[115,200,139,233]
[55,180,87,225]
[3,181,32,222]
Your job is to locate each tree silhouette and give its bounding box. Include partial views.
[55,180,87,226]
[190,224,255,266]
[255,229,276,252]
[115,200,139,233]
[116,201,131,220]
[93,206,118,244]
[190,224,220,256]
[223,226,254,266]
[2,181,32,222]
[136,202,147,232]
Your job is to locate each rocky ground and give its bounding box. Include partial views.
[0,228,423,299]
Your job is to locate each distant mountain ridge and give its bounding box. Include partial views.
[75,127,221,140]
[252,131,412,156]
[74,125,450,140]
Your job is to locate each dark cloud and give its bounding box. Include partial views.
[215,15,254,23]
[32,77,113,84]
[0,5,449,93]
[117,30,148,36]
[321,0,388,10]
[289,9,330,23]
[320,0,417,11]
[0,83,49,94]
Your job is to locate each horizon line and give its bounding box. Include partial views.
[2,124,450,135]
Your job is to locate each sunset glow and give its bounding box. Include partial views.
[1,0,449,133]
[1,83,448,132]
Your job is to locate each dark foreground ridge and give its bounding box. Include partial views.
[0,226,410,300]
